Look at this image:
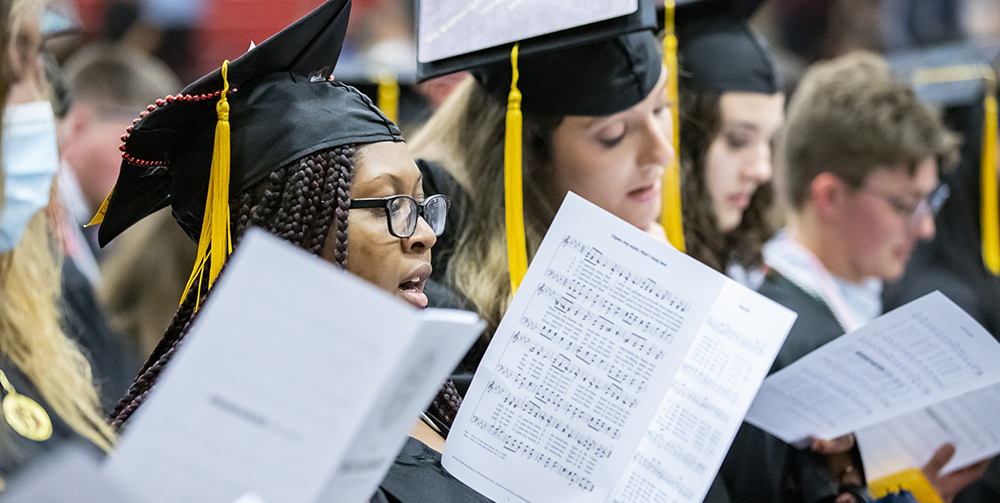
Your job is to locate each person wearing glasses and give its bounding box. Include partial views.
[728,51,989,503]
[94,2,489,501]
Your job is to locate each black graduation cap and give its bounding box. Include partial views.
[674,0,780,95]
[91,0,404,298]
[885,42,1000,276]
[413,0,663,292]
[415,0,661,116]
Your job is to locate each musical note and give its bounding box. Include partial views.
[507,330,646,400]
[469,413,597,492]
[481,381,614,459]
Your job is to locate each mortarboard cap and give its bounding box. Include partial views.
[92,0,403,303]
[675,0,779,95]
[885,42,1000,276]
[414,0,663,293]
[655,0,778,252]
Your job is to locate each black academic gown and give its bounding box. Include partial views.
[720,271,857,503]
[60,259,141,413]
[371,438,494,503]
[0,357,103,483]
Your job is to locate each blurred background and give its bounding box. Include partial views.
[41,0,998,121]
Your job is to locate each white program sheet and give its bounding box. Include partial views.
[856,382,1000,480]
[745,292,1000,446]
[442,193,796,503]
[105,229,483,503]
[417,0,636,62]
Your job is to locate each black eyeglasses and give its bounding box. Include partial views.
[349,194,451,238]
[860,183,950,227]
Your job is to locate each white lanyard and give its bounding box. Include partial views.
[765,233,866,332]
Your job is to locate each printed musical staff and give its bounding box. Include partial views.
[508,330,647,397]
[469,414,597,492]
[483,381,614,459]
[644,430,710,476]
[559,236,693,313]
[535,280,673,348]
[496,362,624,439]
[630,452,694,500]
[704,316,767,356]
[670,382,731,424]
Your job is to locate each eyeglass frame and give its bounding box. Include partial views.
[348,194,451,238]
[850,180,950,227]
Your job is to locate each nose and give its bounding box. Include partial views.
[404,214,437,253]
[744,142,774,184]
[910,210,936,241]
[640,113,675,171]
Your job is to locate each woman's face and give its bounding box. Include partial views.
[546,66,673,231]
[704,91,784,232]
[324,141,437,308]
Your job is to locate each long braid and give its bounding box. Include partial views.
[108,283,201,423]
[331,146,355,268]
[109,146,357,430]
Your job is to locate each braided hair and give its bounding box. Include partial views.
[109,146,357,429]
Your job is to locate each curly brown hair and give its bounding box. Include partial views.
[679,87,776,272]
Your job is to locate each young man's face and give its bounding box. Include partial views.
[838,158,938,281]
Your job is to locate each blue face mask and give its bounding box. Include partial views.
[0,101,59,252]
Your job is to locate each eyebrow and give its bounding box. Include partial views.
[357,172,424,195]
[723,121,761,133]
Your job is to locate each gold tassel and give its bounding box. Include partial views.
[661,0,685,251]
[181,60,234,309]
[377,73,400,124]
[981,76,999,275]
[505,43,528,294]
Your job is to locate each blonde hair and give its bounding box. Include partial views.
[409,76,561,336]
[0,0,115,452]
[0,214,115,451]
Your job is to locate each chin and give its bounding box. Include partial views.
[623,204,661,231]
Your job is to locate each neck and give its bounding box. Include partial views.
[787,208,866,284]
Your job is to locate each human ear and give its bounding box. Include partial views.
[808,172,847,220]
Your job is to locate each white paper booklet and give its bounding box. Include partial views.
[441,193,797,503]
[104,228,484,503]
[745,292,1000,476]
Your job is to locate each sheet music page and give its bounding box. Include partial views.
[607,280,794,503]
[105,229,476,503]
[856,382,1000,480]
[745,292,1000,445]
[443,193,794,503]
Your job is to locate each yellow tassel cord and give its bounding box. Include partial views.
[661,0,685,251]
[913,65,1000,275]
[86,185,114,226]
[505,43,528,294]
[181,60,234,310]
[981,77,999,275]
[377,73,400,124]
[868,468,944,503]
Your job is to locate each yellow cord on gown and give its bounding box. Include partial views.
[377,73,400,124]
[661,0,685,251]
[182,60,234,310]
[980,77,999,275]
[505,43,528,294]
[86,185,113,226]
[912,65,1000,276]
